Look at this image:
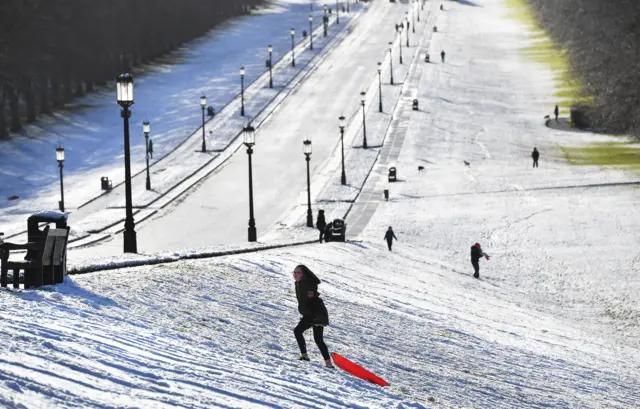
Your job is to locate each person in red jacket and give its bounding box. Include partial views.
[470,243,489,278]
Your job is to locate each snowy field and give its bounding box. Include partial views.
[1,0,640,408]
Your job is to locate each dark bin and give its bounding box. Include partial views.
[26,211,69,285]
[101,176,110,191]
[412,99,419,110]
[207,106,215,117]
[388,167,397,182]
[330,218,347,242]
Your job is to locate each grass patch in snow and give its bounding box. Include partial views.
[558,142,640,169]
[503,0,592,112]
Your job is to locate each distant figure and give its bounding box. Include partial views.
[433,25,438,32]
[532,147,539,168]
[470,243,490,279]
[384,226,398,251]
[440,4,443,10]
[463,160,470,167]
[554,104,559,121]
[148,139,154,159]
[418,165,425,172]
[316,210,327,243]
[292,265,333,368]
[440,50,446,63]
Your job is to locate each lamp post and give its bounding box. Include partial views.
[412,4,416,32]
[200,95,207,152]
[303,139,313,227]
[347,0,350,12]
[290,28,296,67]
[56,146,65,212]
[388,42,395,85]
[336,0,340,23]
[323,5,328,37]
[116,73,137,254]
[240,66,245,117]
[339,115,347,185]
[143,121,151,190]
[244,125,257,242]
[398,25,404,64]
[360,91,367,149]
[405,18,410,47]
[377,62,383,113]
[268,45,273,88]
[308,15,313,50]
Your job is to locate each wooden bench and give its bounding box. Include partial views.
[0,225,70,289]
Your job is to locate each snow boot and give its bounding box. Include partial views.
[325,359,334,368]
[299,353,310,361]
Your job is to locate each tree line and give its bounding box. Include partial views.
[526,0,640,137]
[0,0,262,139]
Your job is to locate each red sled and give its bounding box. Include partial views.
[330,352,389,387]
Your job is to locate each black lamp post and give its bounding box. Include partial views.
[405,18,410,47]
[303,139,313,227]
[116,73,137,254]
[200,95,207,152]
[56,146,65,212]
[336,0,340,23]
[268,45,273,88]
[388,42,395,85]
[360,91,367,149]
[398,26,404,64]
[323,5,328,37]
[308,15,313,50]
[412,4,416,32]
[244,125,257,242]
[143,121,151,190]
[415,0,420,22]
[290,28,296,67]
[347,0,350,12]
[339,115,346,185]
[240,66,245,117]
[377,62,383,113]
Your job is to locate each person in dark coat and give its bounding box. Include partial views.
[470,243,489,278]
[324,221,333,243]
[316,210,327,243]
[293,264,333,367]
[384,226,398,251]
[532,147,539,168]
[441,50,446,63]
[554,104,559,121]
[148,139,154,159]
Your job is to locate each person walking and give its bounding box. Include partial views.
[293,265,333,367]
[148,139,154,159]
[384,226,398,251]
[532,147,539,168]
[470,243,489,278]
[316,210,327,243]
[440,50,446,63]
[554,104,559,121]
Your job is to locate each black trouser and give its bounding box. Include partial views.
[294,319,330,360]
[472,261,480,278]
[386,239,393,251]
[318,228,325,243]
[533,158,538,168]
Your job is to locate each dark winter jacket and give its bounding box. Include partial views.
[295,274,329,326]
[316,212,326,231]
[471,246,486,263]
[532,149,539,160]
[384,230,397,242]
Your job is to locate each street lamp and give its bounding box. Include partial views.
[415,0,420,22]
[303,139,313,227]
[116,73,137,254]
[398,25,404,64]
[412,4,416,32]
[388,42,395,85]
[55,146,65,212]
[405,18,410,47]
[244,124,257,242]
[200,95,207,152]
[339,115,347,185]
[347,0,350,13]
[377,62,383,113]
[336,0,340,24]
[268,45,273,88]
[360,91,367,149]
[240,66,245,117]
[290,28,296,67]
[308,15,313,50]
[323,5,328,37]
[143,121,151,190]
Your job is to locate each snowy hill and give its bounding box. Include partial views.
[1,0,639,407]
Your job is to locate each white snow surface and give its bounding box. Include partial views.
[1,0,640,407]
